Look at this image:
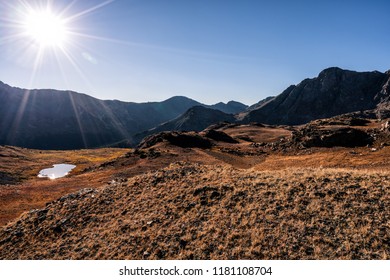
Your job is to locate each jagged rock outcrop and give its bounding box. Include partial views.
[242,67,390,125]
[376,72,390,119]
[292,126,374,148]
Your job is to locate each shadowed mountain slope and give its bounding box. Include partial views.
[0,82,245,149]
[134,106,236,142]
[242,67,390,125]
[2,67,390,149]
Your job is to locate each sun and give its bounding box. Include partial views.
[24,9,68,48]
[1,0,116,87]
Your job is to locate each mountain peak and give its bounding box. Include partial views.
[227,100,247,106]
[210,100,247,114]
[317,67,350,79]
[134,105,236,142]
[163,96,196,103]
[243,67,389,125]
[320,66,343,73]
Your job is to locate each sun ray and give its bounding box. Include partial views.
[0,0,125,148]
[68,30,248,62]
[58,45,94,92]
[64,0,116,22]
[57,0,79,19]
[29,45,44,87]
[0,33,27,46]
[7,89,31,145]
[52,47,71,87]
[67,91,88,148]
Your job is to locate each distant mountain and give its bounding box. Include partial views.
[0,81,245,149]
[209,101,247,114]
[134,106,236,143]
[157,106,236,132]
[241,67,390,125]
[3,67,390,150]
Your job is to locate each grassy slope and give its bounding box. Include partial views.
[1,119,390,259]
[0,163,389,259]
[0,147,130,225]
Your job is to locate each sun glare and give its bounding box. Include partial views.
[24,9,68,48]
[1,0,116,88]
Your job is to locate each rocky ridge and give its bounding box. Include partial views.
[242,67,390,125]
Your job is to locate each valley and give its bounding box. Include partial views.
[1,115,389,259]
[1,0,389,267]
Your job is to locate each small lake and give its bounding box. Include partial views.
[37,164,76,179]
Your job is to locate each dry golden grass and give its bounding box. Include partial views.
[0,162,389,260]
[254,147,390,171]
[0,146,128,179]
[0,146,130,225]
[1,119,390,260]
[222,125,292,143]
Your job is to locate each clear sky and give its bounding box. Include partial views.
[0,0,389,105]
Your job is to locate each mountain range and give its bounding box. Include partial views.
[0,82,246,149]
[1,67,389,150]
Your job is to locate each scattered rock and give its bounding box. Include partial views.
[293,127,373,148]
[143,251,150,257]
[381,121,389,132]
[179,239,187,249]
[1,148,390,260]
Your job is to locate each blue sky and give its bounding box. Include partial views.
[0,0,389,105]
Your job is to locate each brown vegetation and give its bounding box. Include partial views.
[1,116,390,259]
[1,163,389,259]
[0,146,130,225]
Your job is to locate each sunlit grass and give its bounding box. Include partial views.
[1,161,389,259]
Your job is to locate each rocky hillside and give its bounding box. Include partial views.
[3,67,390,149]
[134,106,236,143]
[0,162,389,260]
[0,81,246,149]
[376,70,390,119]
[134,68,390,143]
[241,67,390,125]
